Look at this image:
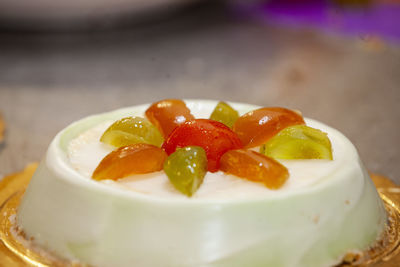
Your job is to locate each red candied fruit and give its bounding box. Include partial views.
[92,143,167,181]
[232,107,305,148]
[162,119,243,172]
[219,149,289,189]
[145,99,195,138]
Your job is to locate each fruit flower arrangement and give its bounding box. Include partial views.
[92,99,332,197]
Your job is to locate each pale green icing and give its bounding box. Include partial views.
[17,101,387,267]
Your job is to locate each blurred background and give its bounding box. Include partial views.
[0,0,399,182]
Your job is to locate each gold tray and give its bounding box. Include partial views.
[0,163,399,267]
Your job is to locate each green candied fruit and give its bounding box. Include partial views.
[164,146,208,197]
[210,101,239,128]
[100,116,163,147]
[260,125,333,160]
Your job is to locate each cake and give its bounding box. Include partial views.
[16,99,387,267]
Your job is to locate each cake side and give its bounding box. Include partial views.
[16,100,387,267]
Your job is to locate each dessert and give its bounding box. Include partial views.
[16,99,387,267]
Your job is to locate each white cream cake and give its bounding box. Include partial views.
[17,100,387,267]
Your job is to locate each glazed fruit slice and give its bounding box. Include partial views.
[164,146,208,197]
[232,107,305,148]
[220,149,289,189]
[92,143,167,181]
[145,99,195,138]
[209,101,239,128]
[162,119,243,172]
[260,125,333,160]
[100,117,163,147]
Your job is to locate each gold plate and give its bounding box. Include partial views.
[0,163,399,267]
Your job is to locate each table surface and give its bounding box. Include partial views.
[0,3,399,183]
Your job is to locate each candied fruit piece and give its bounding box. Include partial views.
[232,107,305,148]
[145,99,195,138]
[209,101,239,128]
[92,143,167,181]
[260,125,333,160]
[164,146,207,197]
[100,116,163,147]
[220,149,289,189]
[162,119,243,172]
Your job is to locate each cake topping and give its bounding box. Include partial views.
[162,119,243,172]
[92,99,333,196]
[145,99,195,138]
[232,107,305,148]
[209,101,239,128]
[92,143,167,181]
[164,146,208,197]
[260,125,333,160]
[220,149,289,189]
[100,116,163,147]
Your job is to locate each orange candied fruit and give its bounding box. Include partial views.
[145,99,195,138]
[219,149,289,189]
[92,143,167,181]
[232,107,305,148]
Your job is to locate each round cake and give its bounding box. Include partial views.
[17,100,387,267]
